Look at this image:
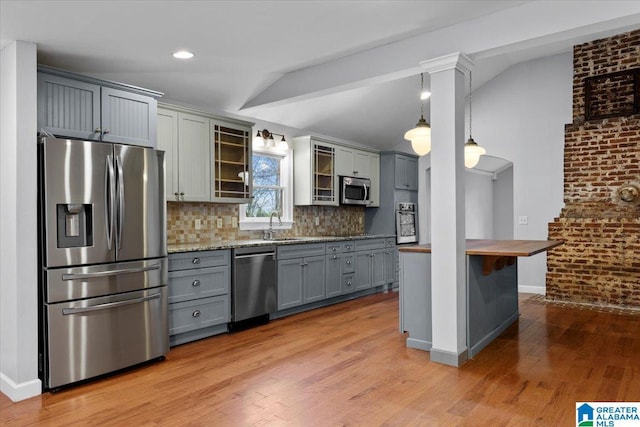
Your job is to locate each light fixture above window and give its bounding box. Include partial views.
[404,73,431,156]
[464,71,486,168]
[172,50,194,59]
[254,129,288,150]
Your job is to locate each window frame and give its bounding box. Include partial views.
[239,146,293,231]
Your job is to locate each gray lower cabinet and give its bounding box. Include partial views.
[37,67,160,148]
[325,240,355,297]
[277,243,326,310]
[168,250,230,346]
[384,238,398,285]
[354,238,388,291]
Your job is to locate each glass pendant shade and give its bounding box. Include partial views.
[464,137,486,168]
[404,115,432,156]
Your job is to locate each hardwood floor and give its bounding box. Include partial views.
[2,292,639,426]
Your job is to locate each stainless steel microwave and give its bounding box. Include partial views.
[340,176,371,205]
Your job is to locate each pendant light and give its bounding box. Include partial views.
[464,71,486,168]
[404,73,431,156]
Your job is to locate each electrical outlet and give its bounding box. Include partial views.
[359,216,363,225]
[518,215,528,225]
[195,219,201,230]
[315,216,320,226]
[232,217,238,228]
[217,218,223,228]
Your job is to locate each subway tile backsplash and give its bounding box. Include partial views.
[167,202,365,245]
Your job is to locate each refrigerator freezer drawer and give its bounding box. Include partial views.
[45,287,168,389]
[45,258,168,303]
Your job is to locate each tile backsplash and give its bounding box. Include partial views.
[167,202,365,245]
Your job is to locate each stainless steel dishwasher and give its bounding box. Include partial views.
[231,245,277,324]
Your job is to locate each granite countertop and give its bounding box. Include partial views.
[398,239,563,257]
[167,234,396,254]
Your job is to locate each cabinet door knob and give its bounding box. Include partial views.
[192,257,200,264]
[346,260,351,265]
[332,255,337,260]
[103,129,110,134]
[94,127,102,133]
[332,247,337,252]
[180,192,185,196]
[192,310,201,318]
[346,281,352,286]
[192,279,201,287]
[346,245,351,250]
[370,254,375,258]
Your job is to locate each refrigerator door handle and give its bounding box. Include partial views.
[105,155,116,251]
[115,155,125,250]
[61,293,161,315]
[61,263,162,281]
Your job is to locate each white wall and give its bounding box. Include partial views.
[465,171,493,238]
[0,41,41,401]
[472,52,571,293]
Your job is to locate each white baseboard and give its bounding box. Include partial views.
[518,285,545,295]
[0,372,41,402]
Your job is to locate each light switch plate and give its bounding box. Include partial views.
[518,215,528,225]
[232,217,238,228]
[217,218,223,228]
[315,216,320,226]
[195,219,201,230]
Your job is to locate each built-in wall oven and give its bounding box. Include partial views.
[396,202,418,244]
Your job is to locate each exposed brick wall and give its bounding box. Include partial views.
[572,29,640,123]
[547,29,640,307]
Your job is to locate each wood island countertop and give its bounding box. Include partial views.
[398,239,563,257]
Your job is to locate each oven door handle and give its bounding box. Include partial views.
[62,293,161,315]
[61,264,161,281]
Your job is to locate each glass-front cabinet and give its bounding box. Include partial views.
[212,121,252,203]
[313,144,335,203]
[293,136,338,206]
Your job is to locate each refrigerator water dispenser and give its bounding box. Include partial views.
[56,204,93,248]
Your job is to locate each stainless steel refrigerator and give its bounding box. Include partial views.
[38,137,168,390]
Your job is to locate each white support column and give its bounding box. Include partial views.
[0,40,41,401]
[421,53,472,366]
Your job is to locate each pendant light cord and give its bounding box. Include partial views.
[469,71,472,138]
[420,73,425,118]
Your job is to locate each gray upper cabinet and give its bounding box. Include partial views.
[37,73,101,141]
[394,154,419,191]
[37,67,161,148]
[100,87,157,147]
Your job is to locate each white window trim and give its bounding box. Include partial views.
[239,146,294,231]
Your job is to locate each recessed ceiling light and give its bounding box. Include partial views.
[173,50,194,59]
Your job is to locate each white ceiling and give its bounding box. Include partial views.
[2,1,640,151]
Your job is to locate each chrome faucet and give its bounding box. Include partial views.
[264,210,282,240]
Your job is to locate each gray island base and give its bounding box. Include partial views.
[399,239,563,361]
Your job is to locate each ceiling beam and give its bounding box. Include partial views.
[240,1,640,112]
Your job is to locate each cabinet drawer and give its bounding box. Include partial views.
[326,243,344,254]
[343,254,355,273]
[277,243,326,260]
[168,266,229,303]
[326,240,355,254]
[169,295,229,336]
[342,241,355,252]
[169,250,230,271]
[343,274,355,294]
[354,238,385,252]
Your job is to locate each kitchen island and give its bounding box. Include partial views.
[399,239,562,358]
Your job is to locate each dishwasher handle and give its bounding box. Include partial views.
[234,252,276,260]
